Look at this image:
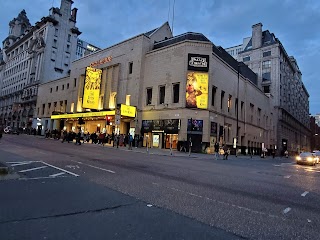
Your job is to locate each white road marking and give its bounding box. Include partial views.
[273,164,281,167]
[283,207,291,214]
[147,204,153,207]
[69,160,115,174]
[301,191,309,197]
[284,175,291,178]
[41,162,79,177]
[152,182,285,220]
[50,172,66,177]
[19,166,47,173]
[11,162,33,167]
[7,161,34,164]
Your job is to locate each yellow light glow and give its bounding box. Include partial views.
[82,67,102,109]
[120,104,136,117]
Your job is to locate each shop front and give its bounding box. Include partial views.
[141,119,180,149]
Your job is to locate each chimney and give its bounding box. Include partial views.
[252,23,263,49]
[71,8,78,21]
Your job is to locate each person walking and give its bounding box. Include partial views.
[214,141,219,160]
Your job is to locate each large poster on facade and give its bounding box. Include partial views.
[186,72,208,109]
[82,67,102,109]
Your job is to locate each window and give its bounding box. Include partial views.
[241,101,244,118]
[263,51,271,57]
[243,56,250,62]
[53,39,57,48]
[228,95,232,112]
[56,86,58,92]
[50,88,52,93]
[67,83,69,89]
[74,78,77,87]
[70,102,74,112]
[146,88,152,105]
[126,95,131,105]
[48,103,51,115]
[173,83,180,103]
[263,85,270,93]
[62,84,65,90]
[262,60,271,69]
[66,45,70,52]
[159,86,165,104]
[42,104,45,115]
[67,34,71,42]
[128,62,133,74]
[262,72,271,81]
[54,28,58,37]
[220,91,225,110]
[211,86,216,106]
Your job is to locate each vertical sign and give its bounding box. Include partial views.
[82,67,102,109]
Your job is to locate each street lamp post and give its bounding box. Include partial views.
[236,64,240,157]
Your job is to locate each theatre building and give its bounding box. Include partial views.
[36,22,275,154]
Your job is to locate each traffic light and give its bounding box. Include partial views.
[106,116,111,125]
[78,117,85,125]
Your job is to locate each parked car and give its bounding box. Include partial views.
[11,128,20,135]
[296,152,317,166]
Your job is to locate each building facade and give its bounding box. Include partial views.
[0,0,81,129]
[76,39,100,60]
[226,23,310,154]
[36,22,274,154]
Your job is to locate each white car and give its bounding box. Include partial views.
[312,151,320,164]
[4,126,11,134]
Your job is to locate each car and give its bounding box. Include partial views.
[296,152,317,166]
[11,128,20,135]
[312,151,320,164]
[3,126,12,134]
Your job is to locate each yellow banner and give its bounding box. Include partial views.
[82,67,102,109]
[121,104,136,117]
[186,72,208,109]
[51,111,115,119]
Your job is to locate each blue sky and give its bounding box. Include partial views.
[1,0,319,114]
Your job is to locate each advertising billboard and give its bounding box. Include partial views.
[186,72,208,109]
[120,104,136,117]
[187,54,209,72]
[82,67,102,109]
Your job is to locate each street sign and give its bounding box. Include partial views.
[115,118,120,125]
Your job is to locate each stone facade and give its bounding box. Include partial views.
[36,24,274,154]
[225,23,310,154]
[0,0,81,130]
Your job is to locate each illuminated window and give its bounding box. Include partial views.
[126,95,131,105]
[70,102,74,112]
[228,95,232,112]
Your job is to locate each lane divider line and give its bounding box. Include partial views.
[11,162,34,167]
[41,161,79,177]
[301,191,309,197]
[69,160,115,174]
[283,207,291,214]
[19,166,47,173]
[49,172,66,177]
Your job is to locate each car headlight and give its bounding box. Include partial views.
[307,157,313,162]
[296,156,301,160]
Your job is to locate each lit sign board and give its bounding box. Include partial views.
[82,67,102,109]
[186,72,208,109]
[51,111,115,119]
[90,56,112,67]
[120,104,136,117]
[87,45,97,51]
[188,54,209,72]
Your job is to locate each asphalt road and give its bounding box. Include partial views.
[1,134,320,239]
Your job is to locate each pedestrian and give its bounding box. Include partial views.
[223,144,229,160]
[214,141,219,160]
[272,150,275,158]
[128,134,133,150]
[75,131,81,145]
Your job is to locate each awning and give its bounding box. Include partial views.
[51,110,115,119]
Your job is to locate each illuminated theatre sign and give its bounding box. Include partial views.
[83,67,102,109]
[90,56,112,67]
[186,54,209,109]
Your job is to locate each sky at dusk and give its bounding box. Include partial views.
[1,0,319,114]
